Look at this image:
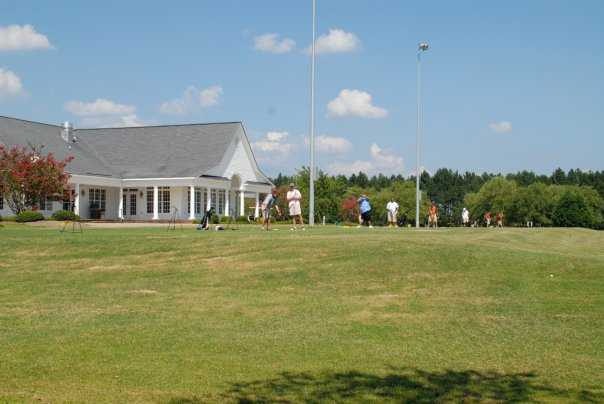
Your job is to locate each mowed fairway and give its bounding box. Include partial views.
[0,224,603,403]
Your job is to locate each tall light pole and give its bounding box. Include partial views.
[415,42,429,229]
[309,0,317,226]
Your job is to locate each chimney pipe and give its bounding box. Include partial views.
[61,121,75,143]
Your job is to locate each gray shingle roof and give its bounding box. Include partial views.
[0,116,114,177]
[76,123,241,178]
[0,116,251,179]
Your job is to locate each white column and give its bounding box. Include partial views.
[239,191,245,217]
[189,186,195,220]
[153,186,159,220]
[225,190,230,217]
[118,187,124,220]
[74,183,80,216]
[254,193,260,218]
[206,188,212,211]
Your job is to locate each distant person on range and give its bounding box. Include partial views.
[428,201,438,229]
[261,188,282,231]
[462,207,470,227]
[484,211,492,227]
[286,183,305,231]
[386,199,399,228]
[357,194,373,228]
[496,212,504,228]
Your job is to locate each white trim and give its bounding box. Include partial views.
[70,174,121,187]
[244,183,272,194]
[122,177,197,181]
[122,177,229,188]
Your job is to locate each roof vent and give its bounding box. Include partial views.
[61,121,77,143]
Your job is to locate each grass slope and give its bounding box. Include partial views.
[0,224,603,403]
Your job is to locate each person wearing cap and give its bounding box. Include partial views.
[357,194,373,228]
[286,183,304,231]
[261,187,282,231]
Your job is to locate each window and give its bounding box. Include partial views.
[187,187,204,215]
[39,197,53,211]
[146,187,169,214]
[129,193,137,216]
[211,189,217,211]
[159,187,170,214]
[218,190,226,215]
[62,198,73,212]
[146,187,153,214]
[89,188,106,210]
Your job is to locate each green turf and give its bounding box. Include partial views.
[0,223,602,403]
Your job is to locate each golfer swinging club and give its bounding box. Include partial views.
[261,187,282,231]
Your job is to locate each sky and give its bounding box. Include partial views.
[1,0,603,177]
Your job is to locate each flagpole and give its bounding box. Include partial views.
[309,0,317,226]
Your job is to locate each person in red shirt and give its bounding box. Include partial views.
[428,202,438,229]
[484,211,492,227]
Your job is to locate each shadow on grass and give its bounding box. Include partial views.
[167,367,601,403]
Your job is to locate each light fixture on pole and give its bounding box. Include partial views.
[415,41,429,229]
[309,0,317,226]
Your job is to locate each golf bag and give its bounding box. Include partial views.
[197,207,215,231]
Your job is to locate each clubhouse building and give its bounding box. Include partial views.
[0,116,272,220]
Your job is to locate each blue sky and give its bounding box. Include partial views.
[1,0,603,177]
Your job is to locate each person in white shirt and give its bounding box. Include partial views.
[286,183,305,230]
[386,199,399,228]
[462,207,470,227]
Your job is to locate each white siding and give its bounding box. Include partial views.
[222,138,262,184]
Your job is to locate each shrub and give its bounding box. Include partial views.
[552,191,594,228]
[16,210,45,223]
[51,210,80,221]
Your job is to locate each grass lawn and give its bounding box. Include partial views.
[0,223,603,403]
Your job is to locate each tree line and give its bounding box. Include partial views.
[271,168,604,229]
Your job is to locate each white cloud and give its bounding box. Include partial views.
[327,143,403,176]
[370,143,403,171]
[64,98,146,127]
[160,85,223,115]
[200,85,223,107]
[328,160,375,176]
[80,114,146,128]
[327,89,388,119]
[0,24,53,51]
[252,131,297,158]
[0,67,24,96]
[305,135,352,154]
[254,33,296,54]
[307,28,361,54]
[64,98,135,116]
[489,121,512,133]
[266,131,288,142]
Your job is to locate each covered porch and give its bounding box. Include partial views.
[69,174,271,221]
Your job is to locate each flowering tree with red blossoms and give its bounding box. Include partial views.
[0,144,73,214]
